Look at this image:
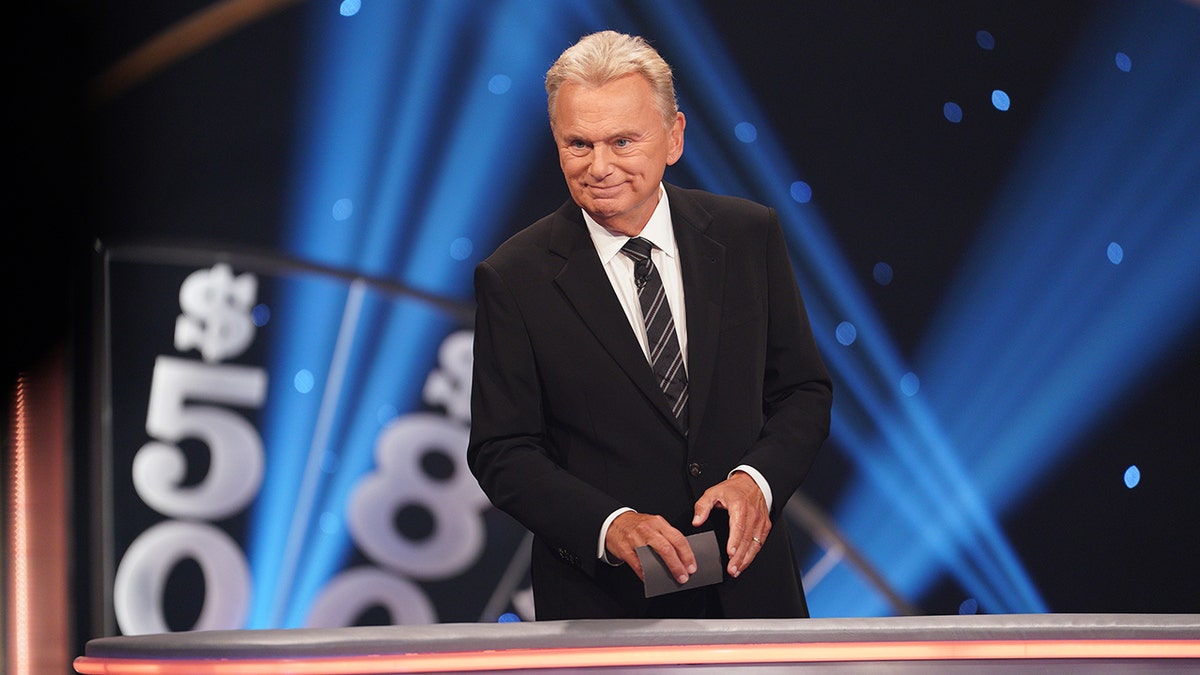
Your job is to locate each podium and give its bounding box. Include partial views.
[75,613,1200,673]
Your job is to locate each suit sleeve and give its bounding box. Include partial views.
[740,210,833,517]
[467,259,623,576]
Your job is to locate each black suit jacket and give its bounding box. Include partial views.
[468,184,832,619]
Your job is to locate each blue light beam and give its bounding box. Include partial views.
[635,0,1047,616]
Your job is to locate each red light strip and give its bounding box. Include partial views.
[74,639,1200,674]
[7,375,32,675]
[8,361,71,675]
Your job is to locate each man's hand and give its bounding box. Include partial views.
[692,471,770,578]
[605,512,697,583]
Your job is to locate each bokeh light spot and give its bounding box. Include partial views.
[1107,241,1124,265]
[991,89,1011,111]
[319,511,341,534]
[294,369,315,394]
[944,102,963,123]
[1115,52,1132,72]
[450,237,474,261]
[252,303,271,327]
[835,321,858,346]
[900,372,920,397]
[488,74,512,95]
[1124,465,1141,488]
[873,262,894,286]
[734,122,758,143]
[790,180,813,204]
[332,198,354,221]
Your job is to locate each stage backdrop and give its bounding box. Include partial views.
[82,0,1200,637]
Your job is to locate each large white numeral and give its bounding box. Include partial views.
[133,356,267,519]
[348,412,488,580]
[422,330,473,424]
[113,520,250,635]
[306,566,437,627]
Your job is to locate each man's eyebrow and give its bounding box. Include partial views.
[610,129,645,139]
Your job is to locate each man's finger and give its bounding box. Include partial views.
[692,495,715,527]
[607,512,697,582]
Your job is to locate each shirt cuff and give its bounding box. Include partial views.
[598,507,636,565]
[731,465,773,512]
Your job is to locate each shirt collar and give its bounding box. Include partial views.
[583,183,676,264]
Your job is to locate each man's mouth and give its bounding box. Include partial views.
[588,183,623,194]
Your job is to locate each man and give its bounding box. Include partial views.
[468,30,832,620]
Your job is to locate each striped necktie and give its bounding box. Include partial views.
[620,237,689,433]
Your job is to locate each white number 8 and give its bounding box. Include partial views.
[348,413,488,580]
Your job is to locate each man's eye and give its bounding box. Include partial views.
[614,139,631,148]
[570,140,588,149]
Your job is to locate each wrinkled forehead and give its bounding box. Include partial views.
[552,75,668,135]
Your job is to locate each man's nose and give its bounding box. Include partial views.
[588,144,614,176]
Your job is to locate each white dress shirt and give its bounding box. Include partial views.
[583,184,773,563]
[584,184,689,366]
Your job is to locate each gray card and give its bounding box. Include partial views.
[636,530,723,598]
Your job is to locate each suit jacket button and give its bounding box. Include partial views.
[688,463,702,477]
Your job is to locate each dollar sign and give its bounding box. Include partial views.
[174,263,258,363]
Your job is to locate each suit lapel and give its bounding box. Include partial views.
[548,202,683,430]
[667,185,726,448]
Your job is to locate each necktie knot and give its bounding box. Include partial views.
[621,236,654,260]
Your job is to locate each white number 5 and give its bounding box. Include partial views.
[133,356,267,520]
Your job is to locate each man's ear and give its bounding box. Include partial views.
[667,112,686,165]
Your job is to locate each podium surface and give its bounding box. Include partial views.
[75,613,1200,673]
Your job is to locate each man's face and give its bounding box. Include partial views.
[552,74,685,237]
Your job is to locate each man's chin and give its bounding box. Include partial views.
[580,200,624,221]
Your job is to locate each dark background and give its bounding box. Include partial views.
[8,0,1199,645]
